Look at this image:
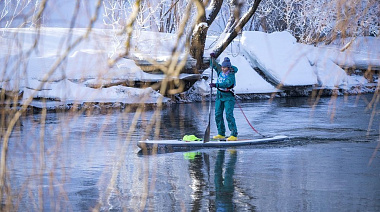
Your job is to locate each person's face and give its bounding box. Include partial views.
[222,66,229,72]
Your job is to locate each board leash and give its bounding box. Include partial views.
[233,94,266,138]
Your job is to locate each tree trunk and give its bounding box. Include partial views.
[190,0,223,70]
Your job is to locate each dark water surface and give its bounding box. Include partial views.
[4,94,380,211]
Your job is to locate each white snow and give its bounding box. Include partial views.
[0,27,378,108]
[23,79,161,103]
[241,31,318,86]
[318,37,380,71]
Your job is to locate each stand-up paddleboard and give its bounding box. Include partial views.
[137,135,288,150]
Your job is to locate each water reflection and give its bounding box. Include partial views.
[186,152,207,211]
[214,150,237,212]
[185,150,254,211]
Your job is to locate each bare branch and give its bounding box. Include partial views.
[213,0,262,58]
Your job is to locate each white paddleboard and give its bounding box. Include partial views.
[137,135,288,150]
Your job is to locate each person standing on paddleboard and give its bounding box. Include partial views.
[209,53,238,141]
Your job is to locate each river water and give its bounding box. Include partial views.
[3,94,380,211]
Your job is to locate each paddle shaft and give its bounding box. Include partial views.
[203,58,214,143]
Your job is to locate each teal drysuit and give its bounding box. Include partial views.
[211,60,238,137]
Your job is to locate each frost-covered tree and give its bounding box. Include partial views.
[0,0,46,28]
[251,0,379,44]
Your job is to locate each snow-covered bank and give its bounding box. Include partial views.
[241,31,318,87]
[0,28,378,109]
[317,37,380,71]
[239,31,379,90]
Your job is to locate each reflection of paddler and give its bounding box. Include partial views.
[185,151,209,211]
[215,149,237,211]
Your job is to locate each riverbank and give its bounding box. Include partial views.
[0,79,378,112]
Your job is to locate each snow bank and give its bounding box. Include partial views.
[23,79,163,104]
[239,31,377,90]
[241,31,318,87]
[318,37,380,71]
[129,31,182,61]
[0,28,171,105]
[306,46,348,88]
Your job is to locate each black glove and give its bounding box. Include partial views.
[209,83,216,88]
[210,52,216,58]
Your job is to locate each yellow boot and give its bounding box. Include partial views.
[227,136,238,141]
[213,135,225,139]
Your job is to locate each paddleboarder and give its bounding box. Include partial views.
[209,53,238,141]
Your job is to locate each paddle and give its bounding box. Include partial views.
[203,58,215,143]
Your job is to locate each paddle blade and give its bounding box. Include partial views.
[203,124,210,143]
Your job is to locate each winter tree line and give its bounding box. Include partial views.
[100,0,379,42]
